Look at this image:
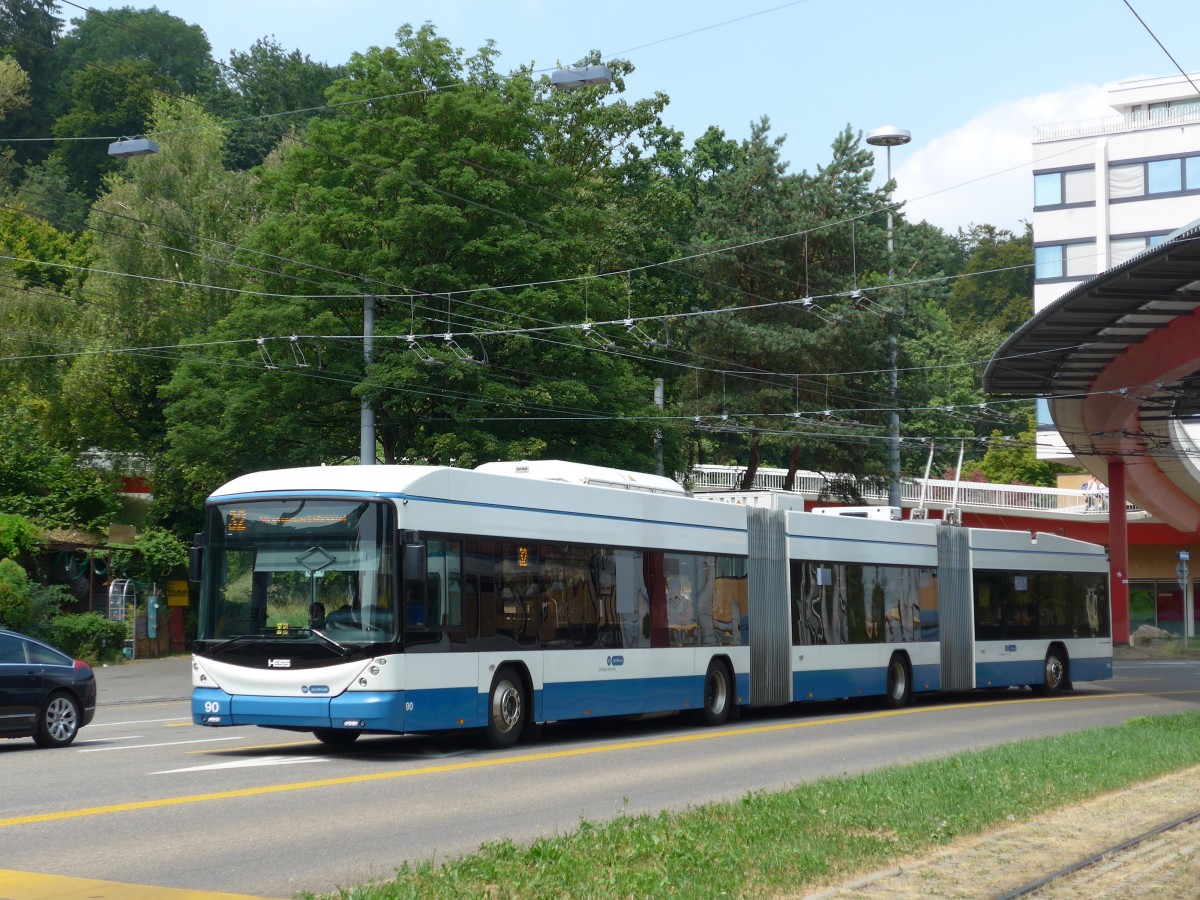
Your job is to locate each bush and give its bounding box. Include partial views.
[0,513,42,562]
[0,558,34,630]
[113,527,188,584]
[46,612,127,664]
[25,580,68,640]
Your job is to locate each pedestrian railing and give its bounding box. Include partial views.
[683,465,1142,517]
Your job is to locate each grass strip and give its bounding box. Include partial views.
[308,711,1200,899]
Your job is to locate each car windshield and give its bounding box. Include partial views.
[200,499,395,644]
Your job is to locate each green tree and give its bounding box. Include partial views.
[61,94,254,453]
[206,37,345,171]
[0,197,86,289]
[51,57,172,198]
[47,6,217,199]
[15,154,91,233]
[0,55,31,183]
[0,202,91,432]
[979,412,1074,487]
[0,400,121,530]
[55,5,215,96]
[683,123,898,491]
[0,0,63,176]
[160,25,682,528]
[0,54,29,112]
[945,223,1033,335]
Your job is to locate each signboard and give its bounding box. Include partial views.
[167,580,190,607]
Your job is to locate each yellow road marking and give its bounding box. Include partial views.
[0,869,281,899]
[5,689,1195,829]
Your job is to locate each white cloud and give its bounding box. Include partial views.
[893,84,1115,235]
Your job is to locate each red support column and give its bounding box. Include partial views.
[1107,458,1129,645]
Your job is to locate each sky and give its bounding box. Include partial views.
[106,0,1200,236]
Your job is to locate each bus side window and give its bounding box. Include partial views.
[406,574,440,628]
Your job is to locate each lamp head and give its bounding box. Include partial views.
[866,126,911,148]
[108,137,159,157]
[550,64,612,90]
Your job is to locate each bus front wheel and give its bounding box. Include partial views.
[884,653,912,709]
[485,666,526,749]
[313,728,360,747]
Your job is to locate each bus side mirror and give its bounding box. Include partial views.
[403,543,427,583]
[189,533,203,582]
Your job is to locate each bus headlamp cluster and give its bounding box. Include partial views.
[193,659,218,689]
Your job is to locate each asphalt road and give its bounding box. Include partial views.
[2,655,1198,898]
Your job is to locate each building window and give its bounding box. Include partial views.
[1110,232,1172,267]
[1110,153,1200,200]
[1034,242,1096,281]
[1110,238,1145,266]
[1148,158,1182,194]
[1035,245,1063,279]
[1148,99,1200,119]
[1034,173,1061,206]
[1033,167,1094,208]
[1109,164,1144,198]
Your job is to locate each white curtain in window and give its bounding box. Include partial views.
[1109,238,1146,267]
[1109,164,1144,199]
[1063,168,1095,204]
[1065,242,1096,277]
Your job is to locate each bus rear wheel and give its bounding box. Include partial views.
[1034,648,1068,696]
[485,666,526,749]
[884,653,912,709]
[699,660,732,726]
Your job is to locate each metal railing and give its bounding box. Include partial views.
[1033,106,1200,143]
[684,465,1143,517]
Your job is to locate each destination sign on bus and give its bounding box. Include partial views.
[225,508,352,532]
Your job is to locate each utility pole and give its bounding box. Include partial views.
[654,377,665,476]
[361,289,375,465]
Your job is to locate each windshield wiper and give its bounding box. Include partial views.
[205,634,261,654]
[309,628,350,656]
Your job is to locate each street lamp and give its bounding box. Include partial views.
[549,64,612,90]
[107,137,158,157]
[866,126,911,513]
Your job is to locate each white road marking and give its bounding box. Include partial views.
[151,755,324,774]
[78,737,244,752]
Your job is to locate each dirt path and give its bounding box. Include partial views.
[802,765,1200,899]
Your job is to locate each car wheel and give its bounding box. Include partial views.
[34,691,81,748]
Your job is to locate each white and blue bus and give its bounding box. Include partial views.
[189,461,1112,747]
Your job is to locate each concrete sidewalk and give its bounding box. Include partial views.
[94,654,193,705]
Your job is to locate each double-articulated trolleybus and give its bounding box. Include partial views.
[190,460,1112,747]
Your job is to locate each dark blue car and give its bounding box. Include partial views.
[0,629,97,748]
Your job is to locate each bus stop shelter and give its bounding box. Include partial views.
[984,219,1200,644]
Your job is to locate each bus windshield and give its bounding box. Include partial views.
[199,498,395,644]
